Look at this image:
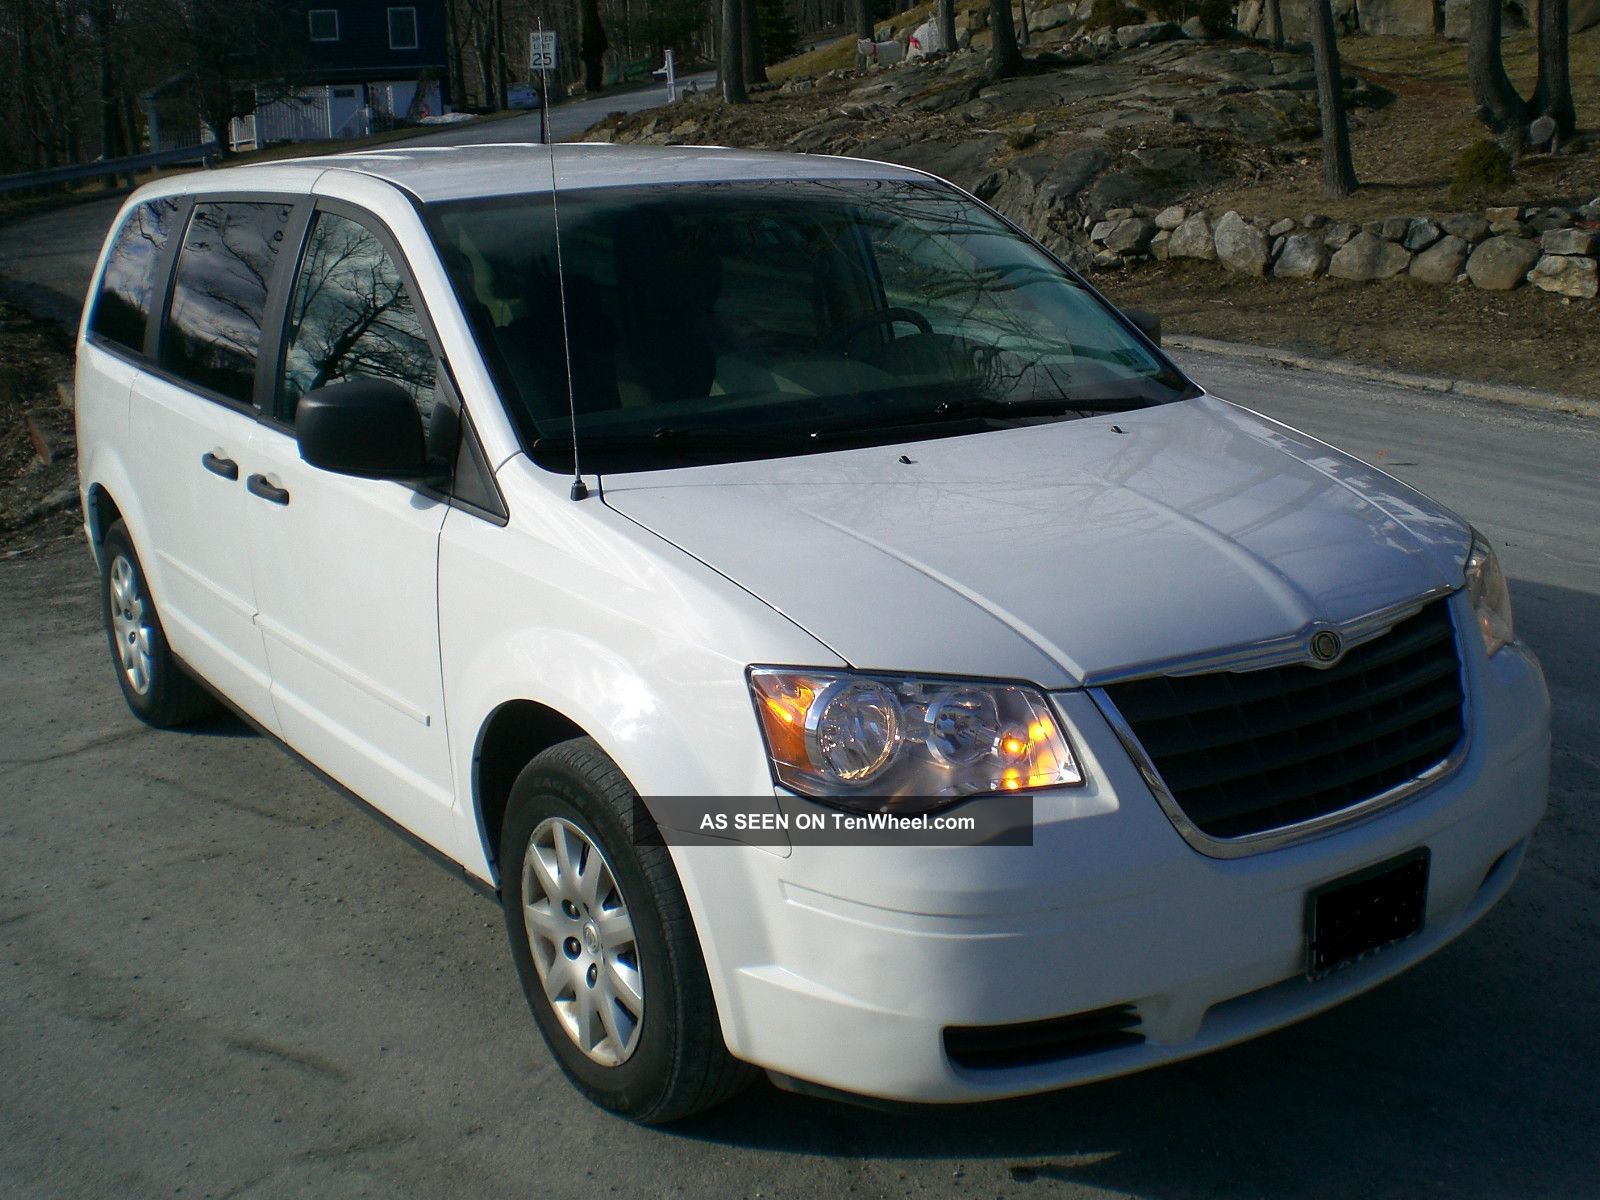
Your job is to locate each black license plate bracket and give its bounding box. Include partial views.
[1305,848,1430,980]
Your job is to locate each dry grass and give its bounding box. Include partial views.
[1196,28,1600,220]
[1104,259,1600,398]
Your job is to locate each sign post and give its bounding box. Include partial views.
[529,29,557,142]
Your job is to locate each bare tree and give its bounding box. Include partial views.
[989,0,1023,80]
[1468,0,1528,141]
[721,0,747,102]
[936,0,956,52]
[1529,0,1575,138]
[580,0,609,91]
[742,0,767,84]
[1264,0,1285,46]
[853,0,872,41]
[1305,0,1357,197]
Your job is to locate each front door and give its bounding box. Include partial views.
[243,207,457,853]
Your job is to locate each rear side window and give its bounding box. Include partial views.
[163,200,296,404]
[88,198,181,354]
[279,211,434,421]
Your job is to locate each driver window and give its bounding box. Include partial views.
[280,211,435,422]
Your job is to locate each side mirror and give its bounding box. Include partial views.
[1123,307,1161,346]
[295,379,436,480]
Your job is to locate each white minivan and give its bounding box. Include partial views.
[76,144,1550,1122]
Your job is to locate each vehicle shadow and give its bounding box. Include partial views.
[667,576,1600,1198]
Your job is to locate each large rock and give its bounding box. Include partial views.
[1167,212,1216,260]
[1323,221,1360,248]
[1442,212,1490,243]
[1214,210,1270,275]
[1154,204,1188,230]
[976,148,1110,257]
[1030,3,1078,32]
[1115,21,1181,47]
[1403,218,1443,251]
[1328,231,1412,280]
[1541,227,1598,256]
[1528,254,1599,299]
[1273,232,1329,279]
[1358,0,1438,34]
[1465,235,1540,290]
[1103,217,1158,255]
[1408,234,1470,284]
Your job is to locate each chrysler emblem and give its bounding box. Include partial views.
[1309,629,1344,664]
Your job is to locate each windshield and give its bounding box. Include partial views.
[428,178,1198,471]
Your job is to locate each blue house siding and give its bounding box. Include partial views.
[299,1,448,84]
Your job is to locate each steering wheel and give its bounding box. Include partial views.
[820,307,933,356]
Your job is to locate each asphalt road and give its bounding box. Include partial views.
[2,352,1597,1199]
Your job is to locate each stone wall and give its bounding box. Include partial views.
[1086,200,1600,299]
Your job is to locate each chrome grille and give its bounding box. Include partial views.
[1101,600,1465,841]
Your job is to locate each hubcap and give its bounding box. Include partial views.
[108,554,155,696]
[521,817,644,1066]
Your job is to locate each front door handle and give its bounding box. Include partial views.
[201,451,239,480]
[246,473,290,506]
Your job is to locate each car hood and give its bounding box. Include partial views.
[599,395,1471,688]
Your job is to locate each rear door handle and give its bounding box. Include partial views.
[201,451,238,480]
[246,473,290,506]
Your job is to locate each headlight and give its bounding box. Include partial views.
[748,668,1084,810]
[1464,528,1513,657]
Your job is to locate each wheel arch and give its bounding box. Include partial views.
[472,698,589,882]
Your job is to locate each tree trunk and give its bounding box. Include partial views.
[937,0,957,51]
[1018,0,1030,45]
[988,0,1023,80]
[580,0,609,92]
[721,0,748,102]
[493,0,508,108]
[1265,0,1285,45]
[1305,0,1358,198]
[854,0,872,41]
[1529,0,1575,137]
[1467,0,1527,136]
[742,0,768,83]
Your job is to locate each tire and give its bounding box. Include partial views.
[499,738,755,1123]
[99,519,217,728]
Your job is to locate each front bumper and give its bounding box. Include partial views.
[675,636,1550,1104]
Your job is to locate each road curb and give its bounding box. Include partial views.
[1166,334,1600,420]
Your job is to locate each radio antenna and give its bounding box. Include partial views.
[537,17,587,501]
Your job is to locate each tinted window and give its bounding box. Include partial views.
[280,211,434,420]
[163,201,295,404]
[430,181,1195,472]
[89,198,181,353]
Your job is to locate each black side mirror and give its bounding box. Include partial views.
[296,379,438,481]
[1123,308,1161,346]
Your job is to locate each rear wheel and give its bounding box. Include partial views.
[100,520,217,728]
[499,738,754,1123]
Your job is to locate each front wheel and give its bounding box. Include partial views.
[499,738,754,1123]
[99,519,217,728]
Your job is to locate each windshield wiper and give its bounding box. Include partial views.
[933,395,1152,420]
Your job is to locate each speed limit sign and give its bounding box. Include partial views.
[529,30,557,71]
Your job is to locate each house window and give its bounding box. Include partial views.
[308,9,339,41]
[388,7,418,50]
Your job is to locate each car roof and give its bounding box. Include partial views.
[138,143,934,205]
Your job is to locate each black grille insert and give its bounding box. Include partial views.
[1103,600,1465,840]
[945,1004,1143,1070]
